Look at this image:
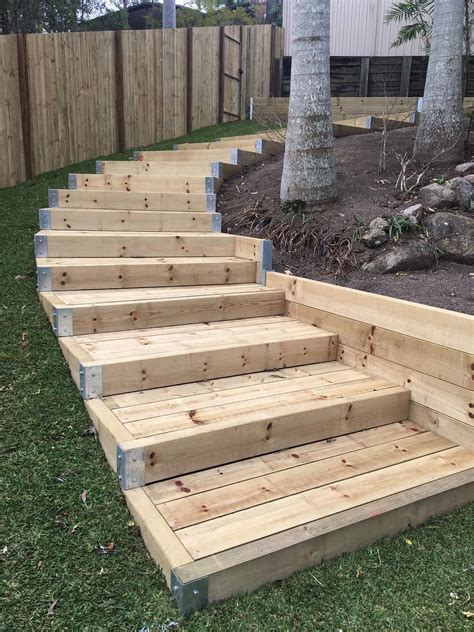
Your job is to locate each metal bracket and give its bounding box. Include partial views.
[79,364,103,399]
[37,267,52,292]
[132,151,141,161]
[365,116,373,129]
[212,213,222,233]
[96,160,105,174]
[258,239,273,285]
[52,307,74,337]
[68,174,77,189]
[39,209,51,229]
[206,194,216,212]
[255,139,265,154]
[48,189,59,207]
[116,445,145,490]
[417,97,423,112]
[171,571,209,616]
[34,234,48,258]
[210,162,223,179]
[205,177,216,194]
[229,148,239,164]
[249,96,254,120]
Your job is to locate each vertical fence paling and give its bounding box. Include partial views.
[0,25,283,188]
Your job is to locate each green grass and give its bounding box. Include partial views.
[1,120,473,631]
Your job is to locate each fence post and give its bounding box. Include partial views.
[114,30,126,152]
[186,28,193,134]
[16,34,33,180]
[218,26,225,124]
[359,57,370,97]
[400,56,412,97]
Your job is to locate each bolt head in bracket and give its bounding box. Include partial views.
[116,445,145,490]
[170,571,209,616]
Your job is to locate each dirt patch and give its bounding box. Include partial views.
[218,127,473,315]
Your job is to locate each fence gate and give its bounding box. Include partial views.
[219,25,243,123]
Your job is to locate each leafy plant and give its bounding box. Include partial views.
[384,215,414,240]
[431,177,448,185]
[385,0,434,52]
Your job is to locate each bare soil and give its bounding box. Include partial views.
[218,127,473,315]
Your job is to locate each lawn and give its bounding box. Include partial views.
[1,120,473,631]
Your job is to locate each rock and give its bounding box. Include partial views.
[449,177,473,211]
[400,203,423,224]
[363,241,435,274]
[424,212,474,264]
[419,183,456,210]
[362,227,388,248]
[369,216,389,230]
[455,162,474,176]
[464,174,474,185]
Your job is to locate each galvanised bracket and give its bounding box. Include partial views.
[229,148,240,165]
[116,445,145,490]
[206,194,217,212]
[39,209,51,229]
[34,234,48,258]
[37,267,52,292]
[212,213,222,233]
[210,162,224,179]
[68,174,77,189]
[205,177,217,194]
[258,239,273,285]
[79,364,103,399]
[171,571,209,616]
[48,189,59,207]
[52,307,74,337]
[96,160,105,174]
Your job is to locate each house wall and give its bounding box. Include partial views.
[282,0,425,57]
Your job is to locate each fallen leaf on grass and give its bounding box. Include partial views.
[462,611,474,619]
[47,599,58,616]
[405,539,413,546]
[14,275,26,282]
[98,542,116,555]
[80,489,89,508]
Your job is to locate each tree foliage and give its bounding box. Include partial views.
[385,0,434,52]
[0,0,106,33]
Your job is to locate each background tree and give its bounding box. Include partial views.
[163,0,176,28]
[0,0,105,33]
[280,0,336,205]
[414,0,465,163]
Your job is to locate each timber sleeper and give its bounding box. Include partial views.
[134,148,269,167]
[97,160,242,179]
[68,174,223,194]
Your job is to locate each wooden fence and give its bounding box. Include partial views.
[0,25,283,188]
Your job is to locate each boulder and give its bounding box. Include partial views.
[362,227,388,248]
[455,162,474,176]
[424,212,474,264]
[419,183,456,210]
[450,177,473,211]
[363,241,435,274]
[464,174,474,185]
[400,203,423,224]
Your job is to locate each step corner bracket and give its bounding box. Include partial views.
[52,307,74,337]
[116,445,145,490]
[79,364,103,399]
[39,209,51,229]
[259,239,273,285]
[206,193,217,212]
[171,571,209,616]
[212,213,222,233]
[34,234,48,258]
[36,267,52,292]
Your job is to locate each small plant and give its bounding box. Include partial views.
[352,215,365,243]
[384,215,413,241]
[280,199,307,213]
[432,177,448,185]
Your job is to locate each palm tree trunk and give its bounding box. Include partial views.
[280,0,336,205]
[163,0,176,29]
[414,0,464,163]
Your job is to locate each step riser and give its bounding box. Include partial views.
[174,139,283,155]
[37,261,258,291]
[35,234,235,258]
[69,174,222,194]
[42,292,286,336]
[134,149,267,167]
[73,334,338,399]
[97,160,241,179]
[48,189,216,212]
[40,209,221,233]
[117,387,410,487]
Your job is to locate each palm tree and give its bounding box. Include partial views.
[163,0,176,28]
[414,0,465,163]
[280,0,336,205]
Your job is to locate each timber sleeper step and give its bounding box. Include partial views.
[48,189,217,212]
[39,209,222,233]
[173,138,284,155]
[122,423,474,614]
[58,316,339,398]
[68,174,223,194]
[34,231,236,258]
[134,148,269,167]
[97,160,242,179]
[85,360,409,486]
[39,284,286,335]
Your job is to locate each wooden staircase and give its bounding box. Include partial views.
[34,133,474,615]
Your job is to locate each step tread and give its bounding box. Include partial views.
[37,256,248,266]
[37,230,230,237]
